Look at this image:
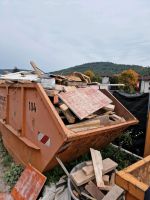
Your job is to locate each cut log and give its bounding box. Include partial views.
[90,148,104,187]
[85,181,105,200]
[59,104,76,124]
[102,185,124,200]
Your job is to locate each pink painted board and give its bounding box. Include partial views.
[58,87,112,119]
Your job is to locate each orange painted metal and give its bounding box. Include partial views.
[0,82,138,172]
[11,164,46,200]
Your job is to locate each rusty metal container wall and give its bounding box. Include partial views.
[0,83,138,172]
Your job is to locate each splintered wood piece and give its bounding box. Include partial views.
[85,181,105,200]
[103,104,115,112]
[90,148,104,187]
[59,104,76,123]
[102,185,124,200]
[58,87,112,120]
[82,165,94,175]
[71,168,95,186]
[103,175,110,185]
[71,158,118,186]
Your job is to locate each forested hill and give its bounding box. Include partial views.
[53,62,150,76]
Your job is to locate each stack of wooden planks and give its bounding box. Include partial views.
[57,148,124,200]
[45,81,126,133]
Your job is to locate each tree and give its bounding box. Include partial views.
[118,69,139,93]
[84,70,95,81]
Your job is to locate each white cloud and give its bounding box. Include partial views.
[0,0,150,71]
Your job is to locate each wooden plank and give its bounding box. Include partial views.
[90,148,104,187]
[103,104,115,111]
[82,165,94,175]
[66,119,101,129]
[58,87,112,120]
[85,181,105,200]
[102,185,124,200]
[103,175,110,185]
[71,168,95,186]
[59,104,76,123]
[70,126,101,133]
[81,192,96,200]
[71,158,118,186]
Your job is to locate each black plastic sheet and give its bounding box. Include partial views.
[113,91,149,156]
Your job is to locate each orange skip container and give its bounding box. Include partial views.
[0,82,138,172]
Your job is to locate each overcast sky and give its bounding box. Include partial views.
[0,0,150,72]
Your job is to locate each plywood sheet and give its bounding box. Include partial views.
[58,87,112,119]
[11,164,46,200]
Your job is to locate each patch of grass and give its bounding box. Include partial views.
[45,145,139,184]
[4,163,24,189]
[0,136,24,190]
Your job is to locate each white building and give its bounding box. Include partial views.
[140,76,150,93]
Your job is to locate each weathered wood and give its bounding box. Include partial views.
[71,168,95,186]
[102,185,124,200]
[90,148,104,187]
[59,104,76,123]
[58,87,112,120]
[81,192,96,200]
[103,175,110,185]
[85,181,105,200]
[98,185,112,191]
[71,158,118,186]
[70,126,101,133]
[82,165,94,175]
[103,104,115,111]
[67,119,100,129]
